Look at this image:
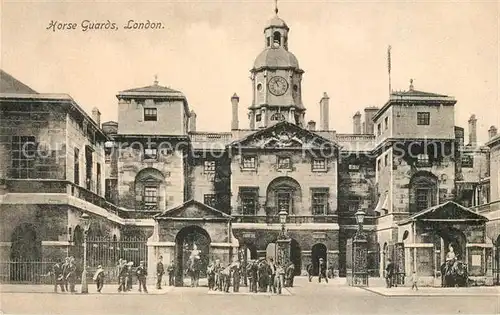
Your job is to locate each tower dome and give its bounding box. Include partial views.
[265,15,289,30]
[253,45,299,70]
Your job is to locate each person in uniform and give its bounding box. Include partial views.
[275,264,285,295]
[52,260,65,293]
[126,261,134,291]
[246,260,256,293]
[117,259,128,292]
[286,262,295,287]
[167,260,175,286]
[385,258,394,288]
[232,260,241,293]
[61,257,70,292]
[93,265,105,293]
[257,258,269,292]
[214,259,222,291]
[136,261,148,293]
[66,257,77,293]
[318,258,328,283]
[156,256,165,289]
[268,258,277,293]
[221,264,231,293]
[207,261,216,290]
[306,263,313,282]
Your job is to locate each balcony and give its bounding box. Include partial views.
[232,215,337,224]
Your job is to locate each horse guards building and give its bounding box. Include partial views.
[1,9,499,287]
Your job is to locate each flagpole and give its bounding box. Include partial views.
[388,45,392,96]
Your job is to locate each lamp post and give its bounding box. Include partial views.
[276,209,290,291]
[80,213,91,294]
[278,209,288,239]
[352,209,368,287]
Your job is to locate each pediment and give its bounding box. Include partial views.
[154,199,231,221]
[399,201,488,225]
[230,121,339,150]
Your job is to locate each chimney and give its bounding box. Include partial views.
[319,92,329,130]
[468,114,477,147]
[353,111,362,134]
[189,110,197,132]
[101,121,118,135]
[488,125,497,139]
[231,93,239,130]
[307,120,316,131]
[364,107,379,135]
[91,107,101,128]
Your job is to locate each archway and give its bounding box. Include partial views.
[266,177,302,215]
[435,227,467,262]
[290,239,302,276]
[174,226,211,287]
[10,224,41,282]
[311,243,327,276]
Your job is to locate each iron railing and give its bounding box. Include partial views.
[0,261,55,284]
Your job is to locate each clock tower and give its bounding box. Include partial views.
[248,8,305,129]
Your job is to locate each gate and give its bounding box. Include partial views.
[86,236,148,283]
[393,242,405,286]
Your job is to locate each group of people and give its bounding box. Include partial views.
[306,257,329,283]
[155,256,176,289]
[116,259,148,293]
[51,256,78,293]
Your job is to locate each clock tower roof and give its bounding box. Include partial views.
[252,45,300,72]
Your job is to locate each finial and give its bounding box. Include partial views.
[274,0,279,15]
[409,78,414,91]
[154,74,159,85]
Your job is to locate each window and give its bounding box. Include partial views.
[416,154,430,167]
[204,194,217,208]
[384,117,389,130]
[312,188,329,215]
[273,31,281,46]
[105,151,111,163]
[270,113,285,121]
[461,154,474,168]
[384,154,388,167]
[96,163,101,195]
[144,148,158,160]
[277,156,292,170]
[240,187,258,215]
[74,147,80,185]
[416,188,430,211]
[144,108,157,121]
[312,158,327,171]
[348,164,360,172]
[242,156,256,169]
[417,112,430,125]
[255,114,262,122]
[143,186,159,209]
[11,136,36,179]
[204,160,216,173]
[276,191,291,212]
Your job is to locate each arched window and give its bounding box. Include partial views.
[409,172,438,214]
[135,168,165,210]
[270,113,285,121]
[266,177,302,214]
[273,31,281,46]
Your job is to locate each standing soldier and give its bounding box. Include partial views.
[61,257,70,292]
[66,257,77,293]
[136,261,148,293]
[117,259,127,292]
[52,259,64,293]
[93,265,105,293]
[318,258,328,283]
[167,260,175,286]
[156,255,165,289]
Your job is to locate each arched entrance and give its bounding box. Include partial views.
[290,239,302,276]
[435,227,467,262]
[174,226,211,287]
[10,224,41,282]
[311,243,327,276]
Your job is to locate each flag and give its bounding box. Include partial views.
[387,45,392,74]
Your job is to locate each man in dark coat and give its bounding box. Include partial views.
[257,258,269,292]
[167,260,175,286]
[307,263,313,282]
[66,257,77,293]
[285,263,295,287]
[52,260,65,293]
[385,258,394,288]
[136,261,148,293]
[247,260,258,293]
[232,261,241,293]
[318,258,328,283]
[117,259,128,292]
[156,256,165,289]
[61,257,70,292]
[268,258,277,293]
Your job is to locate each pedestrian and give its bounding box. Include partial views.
[207,262,216,290]
[306,263,313,282]
[268,258,277,293]
[66,257,77,293]
[93,265,105,293]
[167,260,175,286]
[411,270,418,291]
[156,256,164,289]
[385,258,394,288]
[52,260,65,293]
[221,264,231,293]
[126,261,134,291]
[232,261,240,293]
[214,259,222,291]
[61,257,70,292]
[286,262,295,287]
[246,260,257,293]
[275,264,285,295]
[117,259,127,292]
[318,258,328,283]
[136,261,148,293]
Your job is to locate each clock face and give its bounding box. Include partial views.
[268,76,289,96]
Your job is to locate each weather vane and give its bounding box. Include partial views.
[275,0,279,15]
[154,74,158,85]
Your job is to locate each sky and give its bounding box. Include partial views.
[1,0,499,143]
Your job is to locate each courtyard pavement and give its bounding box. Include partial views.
[0,277,499,315]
